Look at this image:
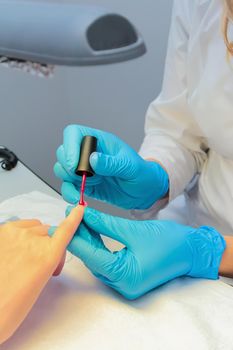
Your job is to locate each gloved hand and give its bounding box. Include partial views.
[54,125,169,210]
[67,207,226,300]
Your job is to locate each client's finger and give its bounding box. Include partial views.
[11,219,43,228]
[25,225,50,236]
[52,205,85,252]
[53,252,67,276]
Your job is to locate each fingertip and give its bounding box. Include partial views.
[90,153,118,177]
[65,205,74,217]
[90,152,99,167]
[65,156,77,172]
[63,124,74,135]
[64,204,85,229]
[56,145,63,161]
[70,204,85,217]
[48,226,57,237]
[54,162,61,177]
[63,125,80,171]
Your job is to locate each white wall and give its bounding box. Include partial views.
[0,0,173,215]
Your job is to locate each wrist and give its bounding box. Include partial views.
[145,160,169,200]
[135,159,169,210]
[219,236,233,277]
[186,226,226,280]
[146,158,168,174]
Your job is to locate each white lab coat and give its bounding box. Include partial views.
[139,0,233,235]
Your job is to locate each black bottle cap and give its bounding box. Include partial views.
[75,136,97,177]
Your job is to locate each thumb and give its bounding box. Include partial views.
[52,205,84,254]
[68,225,117,279]
[84,208,133,247]
[90,152,131,179]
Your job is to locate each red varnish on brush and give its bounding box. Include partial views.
[79,172,87,205]
[75,136,97,206]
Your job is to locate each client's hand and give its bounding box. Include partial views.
[0,205,84,345]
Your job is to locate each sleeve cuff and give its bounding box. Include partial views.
[139,133,198,203]
[187,226,226,280]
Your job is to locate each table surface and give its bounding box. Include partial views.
[1,161,233,350]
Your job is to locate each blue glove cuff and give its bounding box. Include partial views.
[186,226,226,280]
[144,161,169,205]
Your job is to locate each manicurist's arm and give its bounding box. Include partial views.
[219,236,233,277]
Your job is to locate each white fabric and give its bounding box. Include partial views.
[0,191,67,225]
[139,0,233,235]
[1,191,233,350]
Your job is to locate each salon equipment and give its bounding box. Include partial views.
[0,146,18,171]
[0,162,59,203]
[0,1,146,77]
[76,136,97,177]
[76,136,97,205]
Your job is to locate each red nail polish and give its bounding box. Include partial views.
[79,172,87,206]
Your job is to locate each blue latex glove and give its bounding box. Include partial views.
[54,125,169,210]
[67,207,226,300]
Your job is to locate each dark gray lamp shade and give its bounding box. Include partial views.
[0,2,146,66]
